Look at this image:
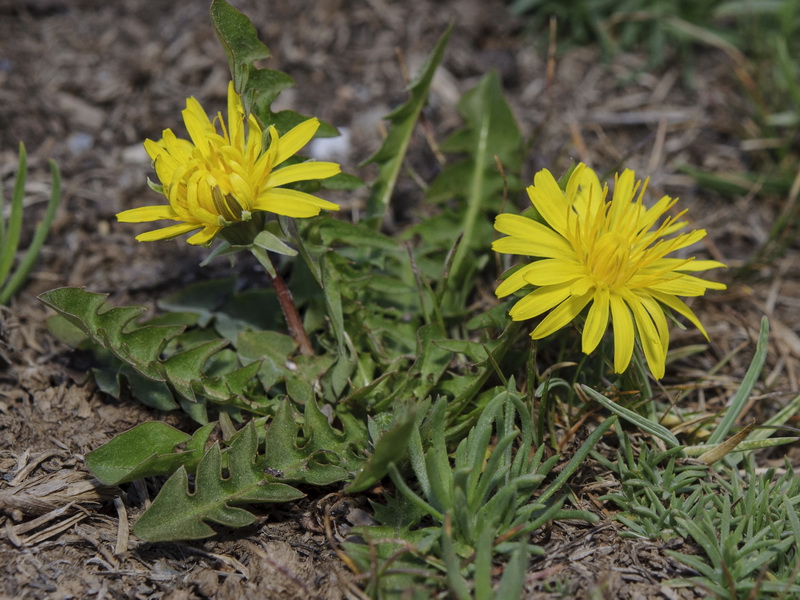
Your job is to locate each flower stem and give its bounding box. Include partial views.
[250,246,314,357]
[271,270,315,357]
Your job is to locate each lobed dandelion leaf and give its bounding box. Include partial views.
[87,422,215,486]
[38,288,256,419]
[264,397,365,486]
[133,421,304,542]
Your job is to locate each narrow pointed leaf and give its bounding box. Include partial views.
[346,410,416,493]
[362,25,452,225]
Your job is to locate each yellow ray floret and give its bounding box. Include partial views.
[493,163,726,379]
[117,81,341,245]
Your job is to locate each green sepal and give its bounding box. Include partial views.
[252,230,297,256]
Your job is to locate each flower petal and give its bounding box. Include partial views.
[492,214,573,258]
[117,205,179,223]
[623,290,666,379]
[508,283,572,321]
[226,81,244,148]
[496,263,538,298]
[675,259,727,272]
[186,225,221,245]
[609,293,635,374]
[637,291,670,359]
[608,169,636,227]
[254,187,339,217]
[135,222,201,242]
[650,291,709,339]
[182,97,217,149]
[531,290,593,339]
[582,288,610,354]
[144,138,165,162]
[564,163,587,201]
[649,274,726,296]
[522,258,585,287]
[272,118,319,167]
[526,169,569,236]
[268,162,341,188]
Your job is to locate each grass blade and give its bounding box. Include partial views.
[581,384,681,447]
[538,415,617,504]
[708,316,769,445]
[0,142,27,286]
[441,514,471,600]
[0,158,61,304]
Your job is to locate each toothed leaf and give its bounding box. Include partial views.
[133,421,304,542]
[264,398,365,486]
[87,422,215,485]
[361,25,452,225]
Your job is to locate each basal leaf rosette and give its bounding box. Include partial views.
[118,81,341,245]
[493,163,726,379]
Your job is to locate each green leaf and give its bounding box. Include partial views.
[439,71,523,309]
[442,515,471,600]
[414,324,452,396]
[346,410,416,493]
[433,339,489,363]
[252,230,297,257]
[210,0,270,96]
[39,287,252,419]
[317,217,399,252]
[133,421,304,542]
[214,287,282,339]
[684,437,799,457]
[581,385,681,447]
[538,415,617,505]
[320,172,364,190]
[321,253,345,349]
[0,142,26,288]
[708,316,769,445]
[158,277,237,328]
[362,24,452,225]
[236,330,297,389]
[264,398,365,486]
[494,540,529,600]
[162,340,230,401]
[245,68,294,118]
[373,324,452,412]
[209,0,334,136]
[45,314,88,347]
[0,146,62,305]
[87,422,215,485]
[117,365,179,412]
[39,288,176,381]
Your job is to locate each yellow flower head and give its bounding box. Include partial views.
[117,81,341,245]
[493,163,726,379]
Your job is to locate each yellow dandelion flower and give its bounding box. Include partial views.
[493,163,726,379]
[117,81,341,245]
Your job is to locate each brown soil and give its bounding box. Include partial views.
[1,0,798,598]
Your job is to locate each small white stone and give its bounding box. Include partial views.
[308,127,351,163]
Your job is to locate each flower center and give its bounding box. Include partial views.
[588,231,632,290]
[212,185,249,224]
